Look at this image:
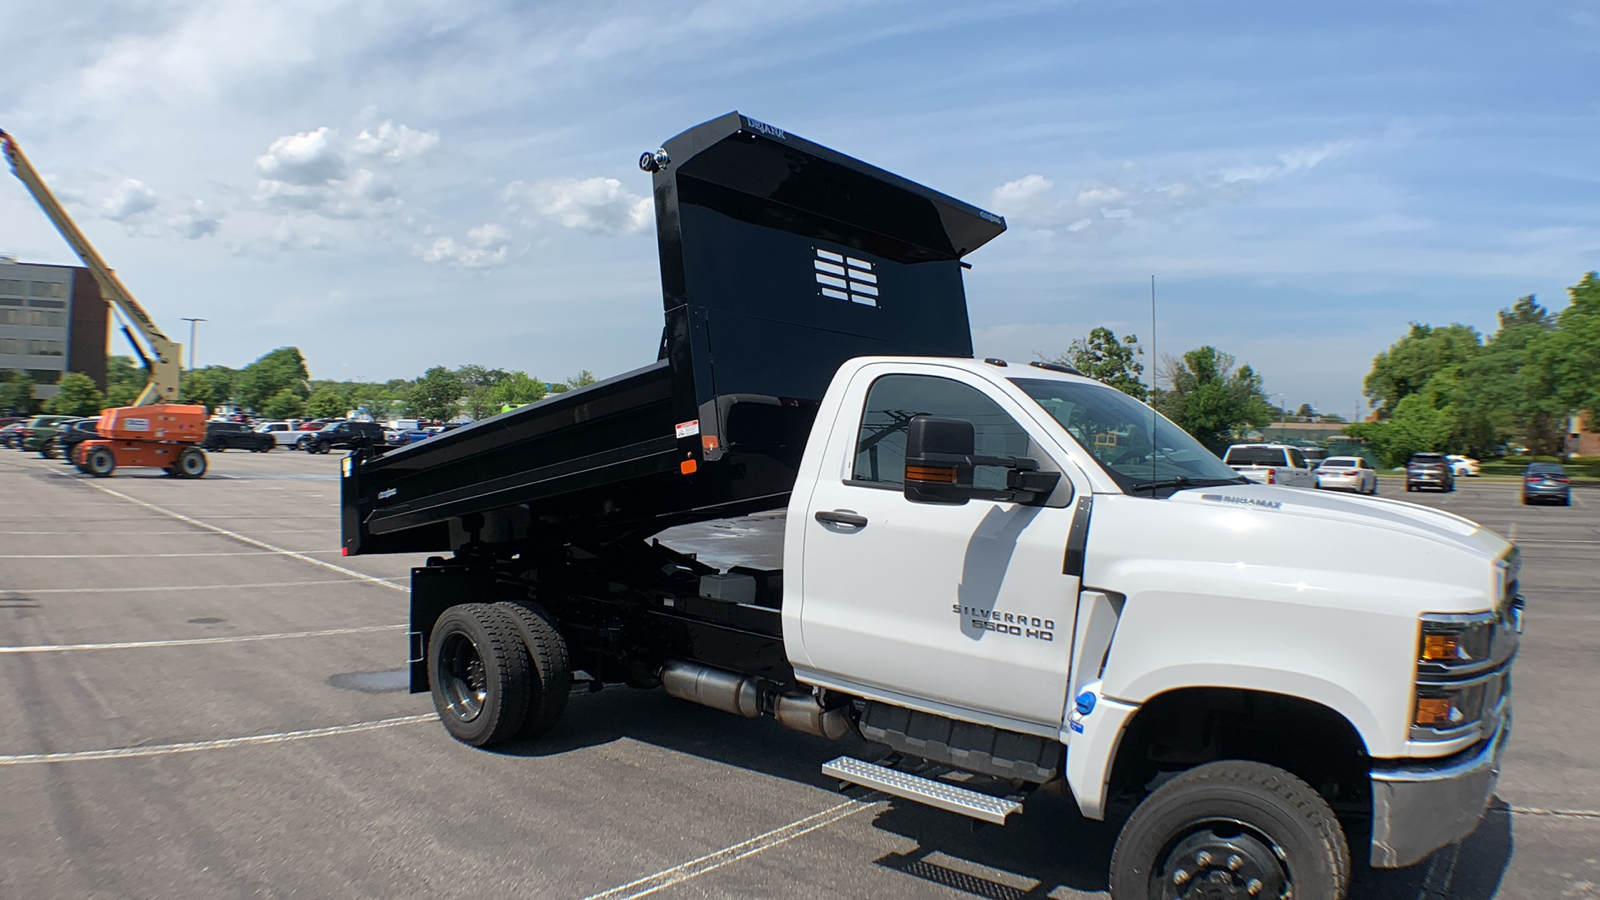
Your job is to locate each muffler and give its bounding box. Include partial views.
[660,660,760,718]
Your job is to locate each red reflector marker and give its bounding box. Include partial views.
[341,547,350,556]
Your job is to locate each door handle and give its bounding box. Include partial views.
[815,509,868,528]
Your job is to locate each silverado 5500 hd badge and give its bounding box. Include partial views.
[953,605,1055,641]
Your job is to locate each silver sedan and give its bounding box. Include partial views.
[1315,456,1378,494]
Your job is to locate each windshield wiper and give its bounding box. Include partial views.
[1127,475,1247,495]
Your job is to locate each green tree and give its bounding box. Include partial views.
[489,371,547,410]
[1364,323,1482,414]
[179,366,236,412]
[105,355,144,408]
[1547,272,1600,421]
[46,373,107,416]
[455,365,511,389]
[235,347,310,412]
[1152,346,1275,452]
[410,367,464,421]
[305,386,349,419]
[548,370,596,395]
[262,387,306,419]
[0,372,39,415]
[352,382,407,420]
[1044,327,1147,400]
[462,385,498,421]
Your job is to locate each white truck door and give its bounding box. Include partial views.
[799,370,1080,729]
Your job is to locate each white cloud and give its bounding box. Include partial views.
[254,119,438,220]
[502,177,651,235]
[102,178,158,222]
[170,201,222,240]
[417,222,509,268]
[991,140,1354,239]
[350,121,440,164]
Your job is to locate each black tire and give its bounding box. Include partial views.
[317,441,331,454]
[174,446,208,478]
[40,442,57,460]
[85,446,116,478]
[1109,760,1350,900]
[428,604,533,747]
[495,601,572,739]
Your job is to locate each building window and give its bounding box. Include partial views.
[0,279,24,296]
[26,298,66,309]
[28,281,67,299]
[0,338,18,354]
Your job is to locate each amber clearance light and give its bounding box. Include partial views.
[905,464,957,484]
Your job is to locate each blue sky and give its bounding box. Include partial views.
[2,0,1596,417]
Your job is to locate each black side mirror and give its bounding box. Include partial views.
[904,416,977,504]
[903,415,1061,506]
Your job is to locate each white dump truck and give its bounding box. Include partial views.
[340,113,1519,900]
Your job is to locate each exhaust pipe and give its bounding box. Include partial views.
[659,661,852,739]
[774,694,852,740]
[660,660,760,718]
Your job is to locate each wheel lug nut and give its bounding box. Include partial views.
[1173,868,1191,885]
[1228,854,1243,871]
[1247,878,1264,896]
[1195,851,1212,866]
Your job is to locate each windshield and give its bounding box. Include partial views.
[1010,377,1244,492]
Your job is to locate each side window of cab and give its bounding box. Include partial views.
[851,374,1032,490]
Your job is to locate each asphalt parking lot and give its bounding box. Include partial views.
[1,450,1596,900]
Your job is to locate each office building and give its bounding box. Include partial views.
[0,259,109,400]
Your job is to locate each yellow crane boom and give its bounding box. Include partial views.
[1,129,181,405]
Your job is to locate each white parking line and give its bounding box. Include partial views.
[0,714,435,765]
[77,483,406,593]
[2,579,389,595]
[579,797,881,900]
[0,624,405,654]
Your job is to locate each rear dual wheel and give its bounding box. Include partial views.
[428,601,570,748]
[1110,760,1350,900]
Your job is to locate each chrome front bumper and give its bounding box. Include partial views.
[1368,714,1511,868]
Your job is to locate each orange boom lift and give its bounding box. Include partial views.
[1,129,207,478]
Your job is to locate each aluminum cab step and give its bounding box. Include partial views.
[823,756,1024,825]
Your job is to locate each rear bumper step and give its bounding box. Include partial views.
[822,756,1023,825]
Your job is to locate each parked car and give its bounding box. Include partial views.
[303,420,387,454]
[1315,456,1378,494]
[1405,453,1455,492]
[255,421,322,449]
[0,422,25,449]
[20,415,76,453]
[203,421,275,452]
[1446,454,1481,478]
[1299,447,1329,469]
[52,417,103,461]
[1221,443,1315,487]
[1522,462,1572,505]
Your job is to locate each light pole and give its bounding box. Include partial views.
[180,318,206,370]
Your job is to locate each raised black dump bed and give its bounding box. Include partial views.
[341,112,1005,557]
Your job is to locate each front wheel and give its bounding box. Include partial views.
[40,443,57,460]
[84,446,117,478]
[1109,760,1350,900]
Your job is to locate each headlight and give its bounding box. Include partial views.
[1417,612,1494,669]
